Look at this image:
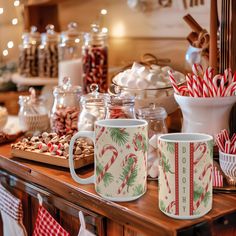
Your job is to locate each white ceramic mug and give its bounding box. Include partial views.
[69,119,148,202]
[158,133,213,219]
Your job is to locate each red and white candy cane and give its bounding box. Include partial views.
[231,134,236,145]
[97,145,118,184]
[222,82,236,96]
[224,140,231,154]
[96,127,105,142]
[186,74,194,97]
[165,201,176,213]
[168,70,180,94]
[194,168,212,211]
[193,143,207,165]
[117,153,137,194]
[161,158,172,194]
[199,163,212,181]
[179,85,188,96]
[192,64,204,78]
[222,129,230,141]
[215,135,224,152]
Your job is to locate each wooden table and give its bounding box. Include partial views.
[0,144,236,236]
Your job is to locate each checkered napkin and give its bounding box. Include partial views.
[33,206,69,236]
[0,184,23,223]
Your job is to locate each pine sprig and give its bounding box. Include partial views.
[133,184,144,196]
[96,161,114,187]
[109,128,129,146]
[120,158,137,192]
[160,200,166,212]
[167,142,175,154]
[162,153,174,174]
[193,181,203,202]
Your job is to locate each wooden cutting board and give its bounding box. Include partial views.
[11,149,94,169]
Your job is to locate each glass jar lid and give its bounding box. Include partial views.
[41,24,58,44]
[53,77,82,95]
[60,22,83,45]
[22,26,41,45]
[80,84,109,105]
[137,104,167,120]
[84,24,107,45]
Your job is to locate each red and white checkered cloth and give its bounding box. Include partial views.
[33,205,70,236]
[0,184,23,223]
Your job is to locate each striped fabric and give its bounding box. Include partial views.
[0,184,23,223]
[33,206,69,236]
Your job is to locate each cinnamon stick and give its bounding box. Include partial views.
[209,0,218,74]
[187,32,198,44]
[183,14,203,34]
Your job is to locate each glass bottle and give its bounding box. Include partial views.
[51,77,82,136]
[18,26,41,77]
[58,22,83,86]
[38,24,58,78]
[106,93,136,119]
[78,84,109,131]
[137,105,168,179]
[82,24,108,93]
[18,88,49,133]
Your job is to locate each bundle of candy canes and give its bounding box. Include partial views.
[168,64,236,97]
[215,129,236,154]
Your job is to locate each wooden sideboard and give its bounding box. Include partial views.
[0,144,236,235]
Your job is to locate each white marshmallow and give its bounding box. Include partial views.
[136,79,149,89]
[131,62,143,72]
[137,66,149,78]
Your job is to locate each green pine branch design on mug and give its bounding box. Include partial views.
[96,162,114,187]
[159,200,166,212]
[162,153,174,174]
[167,142,175,154]
[133,133,148,153]
[193,182,211,206]
[109,128,129,146]
[133,184,144,196]
[120,158,137,192]
[208,140,214,158]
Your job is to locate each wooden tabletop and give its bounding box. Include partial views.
[0,144,236,236]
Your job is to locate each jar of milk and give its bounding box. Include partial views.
[58,22,84,86]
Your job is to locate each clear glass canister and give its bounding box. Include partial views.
[78,84,109,131]
[38,24,58,78]
[18,26,41,77]
[137,105,168,178]
[58,22,83,86]
[82,24,108,93]
[51,77,82,136]
[18,89,49,133]
[106,93,136,119]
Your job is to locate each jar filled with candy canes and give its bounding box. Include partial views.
[18,26,41,77]
[82,24,108,93]
[106,92,136,119]
[137,105,168,179]
[51,77,82,136]
[18,88,49,134]
[78,84,109,131]
[38,24,59,78]
[58,22,84,86]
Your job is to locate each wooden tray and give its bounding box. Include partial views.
[11,149,94,169]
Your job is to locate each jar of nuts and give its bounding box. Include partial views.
[78,84,109,131]
[51,77,82,136]
[82,24,108,93]
[18,26,41,77]
[38,24,59,78]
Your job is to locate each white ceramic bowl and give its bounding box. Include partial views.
[174,94,236,137]
[219,151,236,185]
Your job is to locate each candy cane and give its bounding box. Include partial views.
[193,143,207,165]
[222,82,236,96]
[231,134,236,145]
[165,201,175,213]
[168,70,180,94]
[97,145,118,184]
[215,135,225,152]
[194,169,212,211]
[222,129,230,141]
[186,74,194,97]
[96,127,105,142]
[199,163,212,181]
[161,159,172,194]
[192,64,204,78]
[224,140,231,154]
[117,153,137,194]
[133,133,147,167]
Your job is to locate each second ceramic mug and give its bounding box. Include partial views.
[69,119,148,202]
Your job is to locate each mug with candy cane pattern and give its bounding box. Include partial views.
[69,119,148,201]
[158,133,213,219]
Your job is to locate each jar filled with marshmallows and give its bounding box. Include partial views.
[78,84,109,131]
[51,77,82,136]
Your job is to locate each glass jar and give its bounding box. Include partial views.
[78,84,109,131]
[58,22,83,86]
[106,93,136,119]
[18,26,41,77]
[38,24,58,78]
[51,77,82,136]
[137,105,167,178]
[18,91,49,133]
[82,24,108,93]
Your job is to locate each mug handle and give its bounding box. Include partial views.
[69,131,95,184]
